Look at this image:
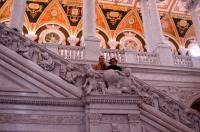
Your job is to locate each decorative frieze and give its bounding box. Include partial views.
[0,113,84,125]
[0,96,83,106]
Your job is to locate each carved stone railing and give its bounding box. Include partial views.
[136,52,159,64]
[85,68,200,132]
[173,55,193,67]
[133,77,200,132]
[0,23,200,132]
[58,45,84,60]
[101,48,125,63]
[0,23,87,87]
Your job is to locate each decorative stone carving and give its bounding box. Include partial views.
[60,63,83,86]
[38,52,55,71]
[128,114,140,123]
[0,113,84,125]
[82,68,106,95]
[0,28,13,47]
[102,114,128,123]
[16,40,34,60]
[111,123,120,132]
[88,113,102,121]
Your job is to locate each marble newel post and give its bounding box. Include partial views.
[189,1,200,46]
[10,0,27,32]
[140,0,154,52]
[83,0,101,61]
[148,0,174,66]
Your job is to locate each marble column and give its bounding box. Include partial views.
[148,0,165,44]
[140,0,154,52]
[10,0,27,32]
[189,1,200,46]
[83,0,101,61]
[148,0,174,66]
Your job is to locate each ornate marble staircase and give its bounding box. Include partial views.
[0,23,199,132]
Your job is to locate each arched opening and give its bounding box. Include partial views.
[191,98,200,113]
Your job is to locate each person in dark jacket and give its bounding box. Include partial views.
[106,58,122,71]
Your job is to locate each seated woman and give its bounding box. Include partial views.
[106,58,122,71]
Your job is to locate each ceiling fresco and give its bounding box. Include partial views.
[0,0,199,50]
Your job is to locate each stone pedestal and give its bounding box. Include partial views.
[44,43,59,54]
[85,95,142,132]
[155,44,174,66]
[124,49,137,63]
[191,57,200,68]
[84,36,101,61]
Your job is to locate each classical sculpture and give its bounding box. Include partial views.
[38,52,55,71]
[60,63,82,86]
[17,40,34,60]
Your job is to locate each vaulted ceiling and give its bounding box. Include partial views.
[0,0,199,49]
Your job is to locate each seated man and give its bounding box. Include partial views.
[92,55,107,70]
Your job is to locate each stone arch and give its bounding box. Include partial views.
[164,34,180,55]
[76,28,109,48]
[116,30,145,51]
[35,23,70,45]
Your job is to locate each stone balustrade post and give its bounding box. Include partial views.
[124,49,137,63]
[191,57,200,68]
[44,44,59,54]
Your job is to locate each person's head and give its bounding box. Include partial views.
[109,58,118,65]
[98,55,105,65]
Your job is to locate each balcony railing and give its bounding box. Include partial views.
[101,48,125,63]
[173,55,193,67]
[58,45,84,60]
[41,44,197,68]
[136,52,159,64]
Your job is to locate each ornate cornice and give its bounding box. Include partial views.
[85,95,142,104]
[0,96,83,106]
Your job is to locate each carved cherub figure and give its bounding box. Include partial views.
[38,52,55,71]
[83,69,100,95]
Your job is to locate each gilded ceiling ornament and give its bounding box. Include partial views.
[177,19,189,33]
[106,11,122,25]
[67,6,81,23]
[26,3,43,18]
